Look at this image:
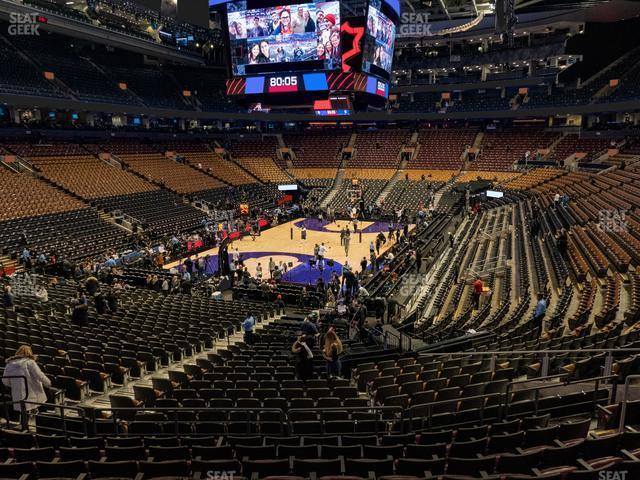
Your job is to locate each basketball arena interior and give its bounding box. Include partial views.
[2,0,640,478]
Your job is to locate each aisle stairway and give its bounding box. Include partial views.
[83,309,283,411]
[320,169,346,208]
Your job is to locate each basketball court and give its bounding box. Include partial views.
[164,218,414,284]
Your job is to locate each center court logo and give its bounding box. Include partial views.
[7,13,41,36]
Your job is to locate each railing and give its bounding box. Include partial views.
[0,375,28,429]
[411,349,637,381]
[0,369,627,437]
[110,209,142,227]
[619,374,640,433]
[381,328,415,352]
[406,392,504,430]
[503,374,616,419]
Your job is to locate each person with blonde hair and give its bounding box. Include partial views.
[323,328,343,378]
[2,345,51,412]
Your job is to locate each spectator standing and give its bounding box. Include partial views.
[22,248,32,271]
[318,243,327,268]
[533,294,547,332]
[242,312,256,345]
[292,335,314,381]
[323,329,343,378]
[2,346,51,414]
[300,316,319,347]
[3,285,15,309]
[557,231,568,260]
[472,277,484,310]
[269,257,276,278]
[34,285,48,303]
[273,265,282,283]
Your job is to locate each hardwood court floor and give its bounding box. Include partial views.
[164,218,413,282]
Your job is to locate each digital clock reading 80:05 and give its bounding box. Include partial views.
[269,76,298,87]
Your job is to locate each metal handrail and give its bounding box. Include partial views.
[2,373,620,437]
[0,375,28,429]
[289,405,404,435]
[415,348,640,356]
[407,392,503,430]
[90,406,288,437]
[619,374,640,433]
[504,374,617,419]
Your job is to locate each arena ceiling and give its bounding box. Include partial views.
[398,0,613,20]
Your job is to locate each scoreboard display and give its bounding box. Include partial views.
[220,0,398,106]
[226,71,389,97]
[226,0,342,76]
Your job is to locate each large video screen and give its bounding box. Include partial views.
[227,0,341,76]
[362,0,395,78]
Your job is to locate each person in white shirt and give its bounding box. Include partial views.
[317,243,327,268]
[232,248,240,263]
[34,285,48,303]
